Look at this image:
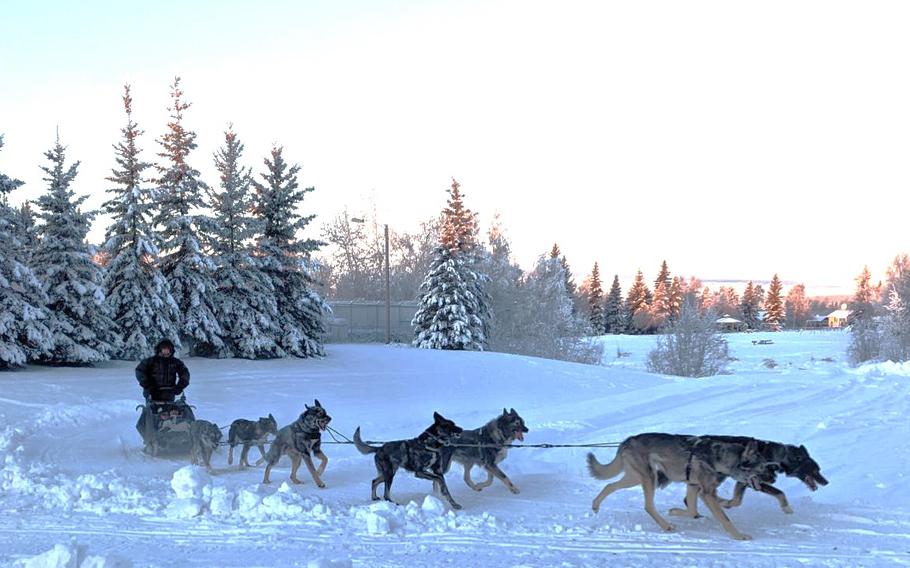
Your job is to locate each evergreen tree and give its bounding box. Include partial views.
[103,84,181,359]
[253,145,327,357]
[740,281,761,329]
[0,135,53,367]
[153,77,222,355]
[32,136,119,363]
[439,178,478,256]
[12,202,39,261]
[654,260,671,290]
[784,283,810,329]
[413,245,488,350]
[668,276,683,319]
[549,244,577,303]
[625,269,652,333]
[713,286,741,319]
[413,179,489,350]
[587,262,605,334]
[763,274,785,327]
[650,280,670,329]
[604,274,625,334]
[208,127,282,358]
[483,215,523,351]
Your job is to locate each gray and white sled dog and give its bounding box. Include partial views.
[444,408,529,494]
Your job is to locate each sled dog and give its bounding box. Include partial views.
[262,400,331,486]
[227,414,278,467]
[587,433,773,540]
[354,412,464,510]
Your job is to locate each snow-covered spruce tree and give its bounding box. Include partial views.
[207,127,282,358]
[668,276,683,320]
[153,77,222,355]
[763,274,785,328]
[587,262,605,334]
[11,202,39,263]
[549,243,579,314]
[848,265,880,365]
[0,135,53,367]
[604,274,625,334]
[103,85,181,359]
[413,244,489,350]
[646,296,731,377]
[252,145,327,357]
[31,136,119,364]
[413,178,490,350]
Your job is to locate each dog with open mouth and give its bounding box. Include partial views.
[443,408,529,494]
[262,400,331,487]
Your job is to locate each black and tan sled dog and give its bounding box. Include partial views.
[354,412,464,510]
[262,400,331,486]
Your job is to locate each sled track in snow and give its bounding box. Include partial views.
[1,516,907,566]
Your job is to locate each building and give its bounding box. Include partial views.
[825,304,853,328]
[716,315,747,332]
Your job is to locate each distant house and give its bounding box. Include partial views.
[716,315,747,332]
[804,315,828,330]
[825,304,853,328]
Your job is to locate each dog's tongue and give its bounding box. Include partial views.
[515,431,524,441]
[805,476,818,491]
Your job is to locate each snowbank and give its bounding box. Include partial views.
[15,543,131,568]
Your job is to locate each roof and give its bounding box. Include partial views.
[716,316,743,324]
[826,309,852,319]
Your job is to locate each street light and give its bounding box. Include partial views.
[351,217,391,344]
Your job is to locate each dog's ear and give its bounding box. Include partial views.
[269,413,275,421]
[433,411,443,422]
[503,407,508,416]
[315,399,322,408]
[510,408,517,415]
[305,403,311,410]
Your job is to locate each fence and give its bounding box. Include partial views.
[325,301,419,343]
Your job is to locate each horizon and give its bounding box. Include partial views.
[2,1,908,296]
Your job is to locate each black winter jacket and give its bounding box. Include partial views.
[135,355,190,401]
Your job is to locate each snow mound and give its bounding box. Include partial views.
[853,360,910,377]
[350,497,499,536]
[166,477,334,522]
[15,543,131,568]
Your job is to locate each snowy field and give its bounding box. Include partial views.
[3,330,910,567]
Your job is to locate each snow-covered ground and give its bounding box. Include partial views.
[3,330,910,567]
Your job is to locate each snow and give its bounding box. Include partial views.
[1,330,909,566]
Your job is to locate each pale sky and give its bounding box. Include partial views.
[2,1,908,295]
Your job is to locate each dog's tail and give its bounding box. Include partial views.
[353,427,378,454]
[587,450,623,480]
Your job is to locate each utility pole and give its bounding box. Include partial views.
[384,224,391,344]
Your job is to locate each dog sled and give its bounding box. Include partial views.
[136,394,197,456]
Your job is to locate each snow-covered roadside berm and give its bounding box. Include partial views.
[2,332,910,567]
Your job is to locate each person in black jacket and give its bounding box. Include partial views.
[135,339,192,449]
[135,339,190,402]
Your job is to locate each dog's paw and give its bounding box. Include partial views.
[782,505,794,514]
[317,481,326,489]
[591,504,600,514]
[450,503,463,510]
[291,478,303,485]
[732,533,753,541]
[509,486,521,495]
[662,523,676,532]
